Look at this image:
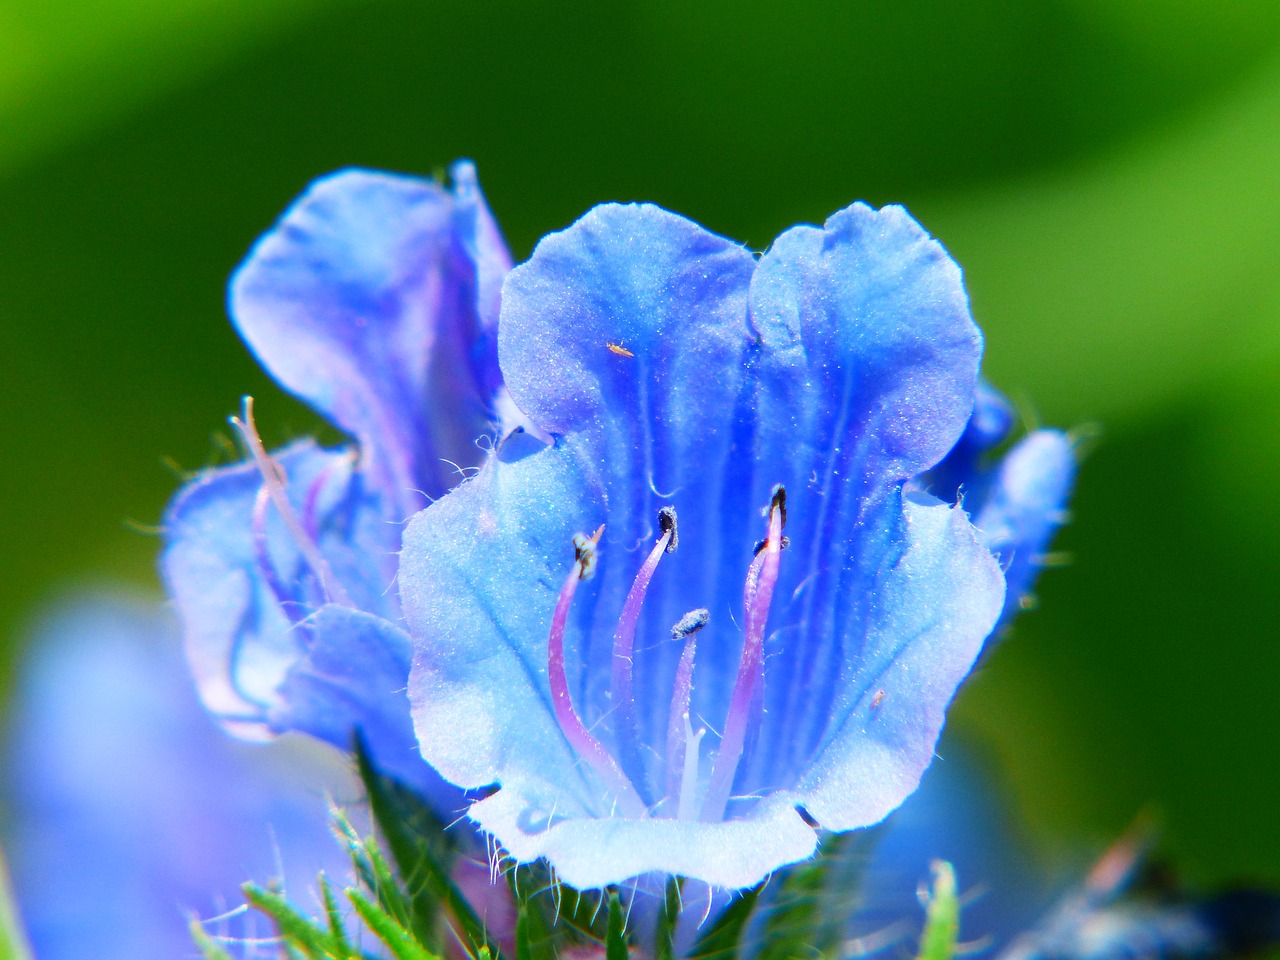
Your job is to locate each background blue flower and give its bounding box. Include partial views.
[161,165,511,801]
[1,594,355,960]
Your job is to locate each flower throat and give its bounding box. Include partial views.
[546,485,788,823]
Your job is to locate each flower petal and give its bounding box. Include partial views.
[790,492,1004,829]
[411,203,759,789]
[469,789,816,890]
[230,165,511,512]
[273,604,463,806]
[403,449,597,800]
[742,201,986,782]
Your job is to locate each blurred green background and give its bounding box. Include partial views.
[1,0,1277,890]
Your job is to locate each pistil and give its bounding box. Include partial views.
[664,608,709,818]
[547,527,648,818]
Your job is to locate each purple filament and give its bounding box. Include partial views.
[700,502,784,821]
[547,531,648,818]
[610,527,674,788]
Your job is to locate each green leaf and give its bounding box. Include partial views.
[0,849,31,960]
[914,861,960,960]
[355,734,499,959]
[605,892,628,960]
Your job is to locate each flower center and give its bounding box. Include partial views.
[545,487,788,822]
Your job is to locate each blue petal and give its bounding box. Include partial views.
[404,201,1003,887]
[162,440,398,736]
[230,165,511,513]
[745,201,989,778]
[789,492,1004,828]
[273,604,465,808]
[973,429,1076,621]
[470,789,817,890]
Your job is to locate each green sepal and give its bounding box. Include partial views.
[688,885,762,960]
[508,861,608,946]
[654,876,683,960]
[348,888,442,960]
[915,861,959,960]
[509,863,556,960]
[354,733,499,960]
[605,891,629,960]
[188,918,236,960]
[319,872,353,955]
[752,831,867,960]
[243,881,350,958]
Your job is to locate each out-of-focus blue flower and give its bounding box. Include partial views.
[926,383,1076,626]
[161,162,511,798]
[996,824,1280,960]
[2,594,355,960]
[399,200,1050,889]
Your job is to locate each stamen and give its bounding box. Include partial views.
[230,397,353,608]
[664,608,708,816]
[610,507,677,787]
[548,528,647,818]
[701,489,785,821]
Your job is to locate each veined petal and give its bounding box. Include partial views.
[790,492,1004,828]
[230,165,511,513]
[743,201,986,779]
[403,448,600,802]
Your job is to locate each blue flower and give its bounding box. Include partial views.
[161,161,512,799]
[3,594,354,960]
[926,382,1076,627]
[398,200,1061,889]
